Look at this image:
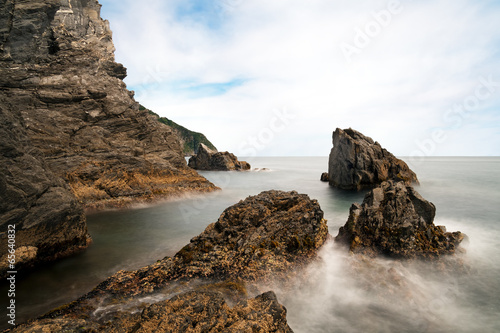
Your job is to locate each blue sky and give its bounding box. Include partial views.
[99,0,500,157]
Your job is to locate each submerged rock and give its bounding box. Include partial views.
[11,190,327,331]
[328,128,419,190]
[188,143,251,171]
[336,180,465,259]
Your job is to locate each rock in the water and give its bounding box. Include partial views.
[0,100,90,279]
[335,180,465,259]
[188,143,251,171]
[18,191,326,331]
[320,172,329,182]
[328,128,419,190]
[0,0,216,210]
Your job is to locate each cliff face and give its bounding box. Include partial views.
[0,96,89,279]
[0,0,216,209]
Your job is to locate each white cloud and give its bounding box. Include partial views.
[100,0,500,156]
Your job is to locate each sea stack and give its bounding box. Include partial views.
[335,180,465,259]
[328,128,419,190]
[188,143,251,171]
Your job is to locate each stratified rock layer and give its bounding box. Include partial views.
[0,99,89,279]
[10,190,326,331]
[328,128,419,190]
[336,180,465,259]
[188,143,251,171]
[0,0,216,210]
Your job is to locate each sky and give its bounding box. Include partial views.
[98,0,500,157]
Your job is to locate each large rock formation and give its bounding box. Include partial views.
[188,143,251,171]
[328,128,419,190]
[0,102,90,279]
[0,0,216,210]
[336,180,465,259]
[9,190,327,331]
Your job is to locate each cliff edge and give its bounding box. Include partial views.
[0,0,216,210]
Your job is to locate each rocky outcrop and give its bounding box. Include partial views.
[0,100,90,279]
[328,128,419,190]
[188,143,251,171]
[10,290,293,333]
[320,172,329,182]
[10,190,326,331]
[335,180,465,259]
[0,0,216,210]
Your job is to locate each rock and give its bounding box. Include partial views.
[189,143,251,171]
[0,101,90,279]
[0,0,217,210]
[15,191,326,331]
[11,290,293,333]
[320,172,329,182]
[335,180,465,259]
[328,128,419,190]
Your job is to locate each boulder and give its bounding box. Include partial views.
[328,128,419,190]
[335,180,465,259]
[320,172,329,182]
[14,191,327,331]
[188,143,251,171]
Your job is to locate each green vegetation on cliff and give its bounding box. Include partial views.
[142,106,217,156]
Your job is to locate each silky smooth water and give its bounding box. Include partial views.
[2,157,499,332]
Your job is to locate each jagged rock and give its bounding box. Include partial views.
[320,172,329,182]
[328,128,419,190]
[188,143,251,171]
[0,0,216,210]
[335,180,465,259]
[12,191,326,331]
[0,101,90,279]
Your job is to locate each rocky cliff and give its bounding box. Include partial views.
[189,143,251,171]
[336,180,465,259]
[328,128,419,190]
[0,100,90,279]
[8,190,327,331]
[0,0,216,210]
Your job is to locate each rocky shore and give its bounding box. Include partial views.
[327,128,419,190]
[7,190,327,332]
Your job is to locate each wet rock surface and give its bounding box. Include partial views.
[189,143,251,171]
[328,128,419,190]
[336,180,465,259]
[8,190,326,331]
[0,0,216,210]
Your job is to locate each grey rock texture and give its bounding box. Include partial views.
[188,143,251,171]
[328,128,419,190]
[0,98,90,279]
[9,190,324,331]
[335,180,465,259]
[0,0,216,210]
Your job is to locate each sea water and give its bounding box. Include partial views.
[1,157,499,332]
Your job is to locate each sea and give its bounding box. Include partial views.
[2,156,500,332]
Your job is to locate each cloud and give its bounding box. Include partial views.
[100,0,500,156]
